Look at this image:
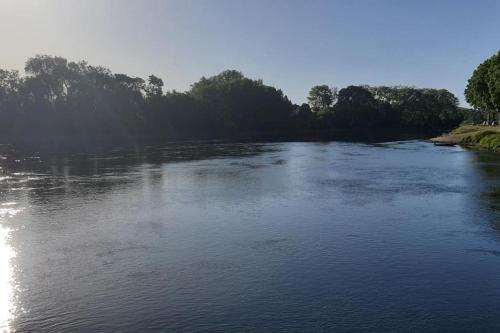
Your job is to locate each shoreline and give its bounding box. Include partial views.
[0,128,446,154]
[431,125,500,151]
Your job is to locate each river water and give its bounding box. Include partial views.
[1,140,500,332]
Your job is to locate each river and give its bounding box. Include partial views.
[1,140,500,332]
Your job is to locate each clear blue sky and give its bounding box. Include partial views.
[0,0,499,106]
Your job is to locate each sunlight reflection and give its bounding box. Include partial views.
[0,204,20,333]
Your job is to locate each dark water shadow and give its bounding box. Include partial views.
[468,152,500,235]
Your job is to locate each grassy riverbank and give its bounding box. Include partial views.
[432,125,500,151]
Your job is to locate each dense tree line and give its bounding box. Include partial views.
[0,55,466,145]
[465,51,500,123]
[301,84,463,130]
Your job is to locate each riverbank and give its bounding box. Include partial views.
[431,125,500,151]
[2,127,444,153]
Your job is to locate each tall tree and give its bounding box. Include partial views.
[145,75,164,99]
[307,85,336,113]
[487,52,500,115]
[465,51,500,122]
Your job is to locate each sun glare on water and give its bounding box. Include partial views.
[0,204,21,333]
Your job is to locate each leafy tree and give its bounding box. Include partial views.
[296,103,312,117]
[487,53,500,114]
[189,70,293,134]
[0,54,466,145]
[337,86,375,105]
[145,75,164,99]
[465,51,500,122]
[333,86,396,128]
[307,85,336,113]
[0,69,21,111]
[363,85,460,128]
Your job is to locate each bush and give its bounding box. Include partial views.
[460,130,496,145]
[479,134,500,151]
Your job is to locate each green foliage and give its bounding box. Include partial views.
[0,55,464,145]
[465,51,500,120]
[488,53,500,111]
[0,57,295,143]
[333,86,395,127]
[457,128,500,151]
[189,70,293,134]
[334,85,461,129]
[452,126,479,135]
[387,87,458,128]
[307,85,336,113]
[292,103,314,127]
[459,107,484,124]
[460,130,496,145]
[145,75,164,99]
[479,134,500,151]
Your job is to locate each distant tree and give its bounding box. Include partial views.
[0,69,21,111]
[363,85,406,105]
[333,86,381,127]
[290,103,314,129]
[145,75,164,99]
[362,85,461,128]
[329,85,461,129]
[189,70,293,134]
[460,107,484,124]
[0,54,467,145]
[307,85,336,113]
[23,55,86,109]
[297,103,312,117]
[336,86,375,106]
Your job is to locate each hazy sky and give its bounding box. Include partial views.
[0,0,499,105]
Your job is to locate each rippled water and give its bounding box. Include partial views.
[1,141,500,332]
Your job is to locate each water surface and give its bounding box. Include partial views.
[1,141,500,332]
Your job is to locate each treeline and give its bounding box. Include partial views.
[0,55,467,145]
[302,84,464,130]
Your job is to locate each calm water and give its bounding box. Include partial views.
[1,141,500,332]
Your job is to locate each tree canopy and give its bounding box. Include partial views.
[0,55,465,146]
[465,51,500,120]
[307,85,336,113]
